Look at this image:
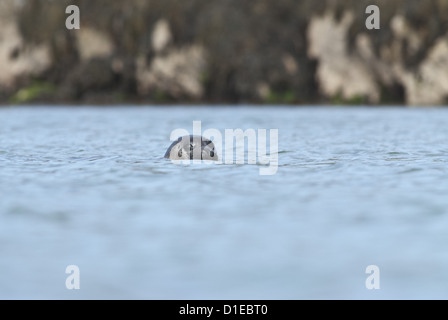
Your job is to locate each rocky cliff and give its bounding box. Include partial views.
[1,0,448,106]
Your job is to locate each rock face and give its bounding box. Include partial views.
[136,20,207,101]
[1,0,448,105]
[75,28,114,62]
[0,0,51,96]
[307,11,380,104]
[398,37,448,105]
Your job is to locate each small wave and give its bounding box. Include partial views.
[398,168,424,174]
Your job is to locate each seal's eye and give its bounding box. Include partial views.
[178,149,182,157]
[210,149,215,157]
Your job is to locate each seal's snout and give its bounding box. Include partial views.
[164,135,218,161]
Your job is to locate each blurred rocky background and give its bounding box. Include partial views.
[1,0,448,106]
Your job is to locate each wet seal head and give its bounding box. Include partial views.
[164,135,218,161]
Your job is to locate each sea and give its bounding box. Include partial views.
[1,105,448,299]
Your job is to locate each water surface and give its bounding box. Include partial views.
[1,106,448,299]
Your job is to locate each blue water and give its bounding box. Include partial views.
[1,106,448,299]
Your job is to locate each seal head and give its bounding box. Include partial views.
[164,135,218,161]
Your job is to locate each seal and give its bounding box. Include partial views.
[164,135,218,161]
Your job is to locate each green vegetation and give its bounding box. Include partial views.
[10,82,56,104]
[265,90,297,104]
[330,92,367,105]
